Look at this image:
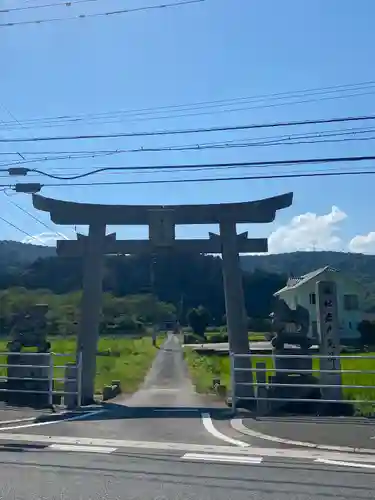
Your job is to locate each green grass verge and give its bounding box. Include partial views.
[0,335,161,395]
[184,350,375,414]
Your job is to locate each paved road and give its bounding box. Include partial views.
[0,443,373,500]
[0,333,373,497]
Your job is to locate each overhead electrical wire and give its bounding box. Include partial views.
[2,113,375,143]
[2,190,56,232]
[1,166,375,191]
[2,125,375,169]
[1,79,374,131]
[0,213,35,239]
[2,154,375,180]
[5,168,375,189]
[1,89,375,132]
[0,0,105,13]
[0,0,205,28]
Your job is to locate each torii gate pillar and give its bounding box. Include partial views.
[78,223,107,404]
[219,220,249,356]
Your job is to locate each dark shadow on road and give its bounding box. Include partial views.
[0,443,47,452]
[35,402,234,422]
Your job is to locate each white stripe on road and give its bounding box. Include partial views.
[0,410,106,432]
[232,418,375,454]
[201,413,249,447]
[182,453,262,464]
[315,458,375,469]
[49,443,117,454]
[1,433,375,464]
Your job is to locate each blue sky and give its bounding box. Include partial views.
[1,0,375,252]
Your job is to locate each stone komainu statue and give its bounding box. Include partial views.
[270,298,312,350]
[7,304,51,353]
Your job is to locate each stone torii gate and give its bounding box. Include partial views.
[32,192,293,404]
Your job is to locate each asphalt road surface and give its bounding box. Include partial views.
[0,443,373,500]
[0,333,373,498]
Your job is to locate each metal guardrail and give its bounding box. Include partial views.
[0,351,82,407]
[230,351,375,413]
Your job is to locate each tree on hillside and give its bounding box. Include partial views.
[187,306,211,339]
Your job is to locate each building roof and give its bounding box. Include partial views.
[274,266,338,296]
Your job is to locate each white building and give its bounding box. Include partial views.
[274,266,365,341]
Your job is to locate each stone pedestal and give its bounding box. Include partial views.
[64,362,77,409]
[6,353,51,408]
[267,348,319,413]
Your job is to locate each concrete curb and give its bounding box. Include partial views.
[231,418,375,455]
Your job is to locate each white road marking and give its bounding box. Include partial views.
[231,418,375,455]
[0,417,37,426]
[1,432,375,463]
[182,453,262,464]
[315,458,375,469]
[49,443,117,454]
[201,412,249,447]
[0,410,106,431]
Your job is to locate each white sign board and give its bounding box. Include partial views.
[316,281,342,401]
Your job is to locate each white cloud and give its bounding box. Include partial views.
[268,206,347,253]
[348,232,375,254]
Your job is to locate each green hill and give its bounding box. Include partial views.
[241,251,375,286]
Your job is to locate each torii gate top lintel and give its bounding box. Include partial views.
[32,192,293,225]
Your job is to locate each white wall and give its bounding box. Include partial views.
[278,269,364,340]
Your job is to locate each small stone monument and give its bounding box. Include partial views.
[6,304,52,407]
[265,298,319,412]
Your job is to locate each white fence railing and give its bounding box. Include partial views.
[230,352,375,413]
[0,351,82,407]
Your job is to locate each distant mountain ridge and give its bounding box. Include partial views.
[241,251,375,286]
[0,241,374,287]
[0,240,56,265]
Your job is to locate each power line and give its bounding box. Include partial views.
[0,0,104,13]
[1,79,374,130]
[0,0,204,28]
[2,126,375,168]
[3,154,375,180]
[2,88,375,132]
[0,166,375,191]
[3,190,55,232]
[31,168,375,187]
[2,113,375,143]
[0,213,35,238]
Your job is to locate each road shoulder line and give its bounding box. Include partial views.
[201,412,249,447]
[231,417,375,455]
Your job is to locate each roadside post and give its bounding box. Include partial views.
[316,280,342,402]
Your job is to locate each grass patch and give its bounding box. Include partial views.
[0,335,160,395]
[184,350,375,414]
